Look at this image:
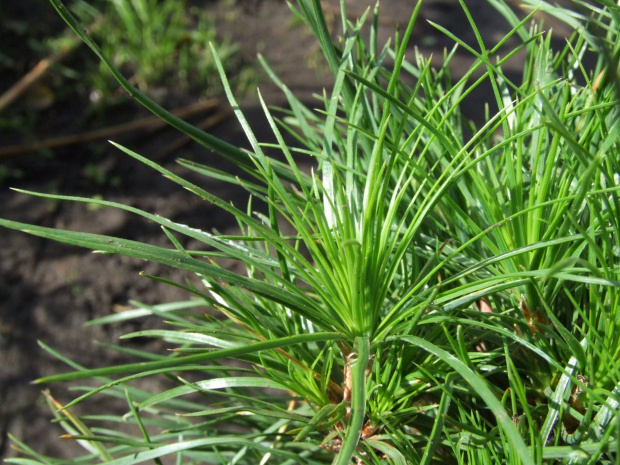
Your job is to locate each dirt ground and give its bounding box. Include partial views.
[0,0,574,459]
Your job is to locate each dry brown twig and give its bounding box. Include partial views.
[0,99,222,159]
[0,17,104,114]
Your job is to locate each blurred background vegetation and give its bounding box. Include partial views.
[0,0,260,185]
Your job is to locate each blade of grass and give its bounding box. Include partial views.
[395,335,535,465]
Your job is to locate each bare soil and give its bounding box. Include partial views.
[0,0,572,459]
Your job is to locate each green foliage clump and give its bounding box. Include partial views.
[91,0,246,100]
[2,0,620,464]
[46,0,250,105]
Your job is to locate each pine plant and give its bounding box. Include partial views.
[3,0,620,463]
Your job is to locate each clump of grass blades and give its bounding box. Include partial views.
[2,0,620,464]
[83,0,247,103]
